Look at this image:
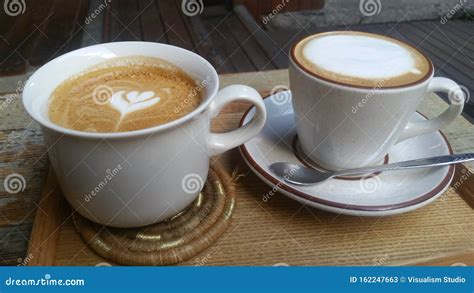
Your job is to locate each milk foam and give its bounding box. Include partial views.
[110,90,161,117]
[301,35,420,79]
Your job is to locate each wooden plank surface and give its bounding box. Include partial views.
[21,69,474,266]
[139,0,166,42]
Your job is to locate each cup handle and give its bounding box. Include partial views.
[207,85,266,156]
[397,77,465,143]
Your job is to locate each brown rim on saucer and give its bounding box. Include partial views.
[238,96,454,212]
[290,31,434,90]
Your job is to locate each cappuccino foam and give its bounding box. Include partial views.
[293,32,431,87]
[48,56,202,133]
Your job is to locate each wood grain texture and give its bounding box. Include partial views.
[451,165,474,209]
[395,249,474,266]
[0,92,48,265]
[27,167,64,266]
[22,70,474,266]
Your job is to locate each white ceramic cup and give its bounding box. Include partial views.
[23,42,266,227]
[289,32,465,170]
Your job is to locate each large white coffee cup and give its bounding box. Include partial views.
[23,42,266,227]
[289,31,465,170]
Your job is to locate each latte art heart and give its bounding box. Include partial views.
[110,91,161,117]
[48,56,202,133]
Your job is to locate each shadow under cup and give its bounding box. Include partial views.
[22,42,221,228]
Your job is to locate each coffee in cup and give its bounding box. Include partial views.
[292,31,431,88]
[23,42,267,227]
[48,56,201,133]
[289,31,465,170]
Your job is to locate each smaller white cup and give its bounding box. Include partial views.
[23,42,267,227]
[289,32,465,170]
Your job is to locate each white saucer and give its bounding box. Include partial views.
[239,92,454,216]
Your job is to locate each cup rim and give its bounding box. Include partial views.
[22,41,219,139]
[290,31,434,90]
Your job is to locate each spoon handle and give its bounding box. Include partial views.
[333,153,474,176]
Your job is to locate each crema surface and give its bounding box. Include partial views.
[48,56,202,133]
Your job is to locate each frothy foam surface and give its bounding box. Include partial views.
[293,32,431,87]
[48,56,202,133]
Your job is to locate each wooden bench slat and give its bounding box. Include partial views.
[208,14,256,73]
[138,0,166,42]
[27,0,82,65]
[225,15,276,71]
[156,0,194,50]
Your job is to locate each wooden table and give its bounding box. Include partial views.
[1,69,474,266]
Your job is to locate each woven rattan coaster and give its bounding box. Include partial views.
[73,163,236,266]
